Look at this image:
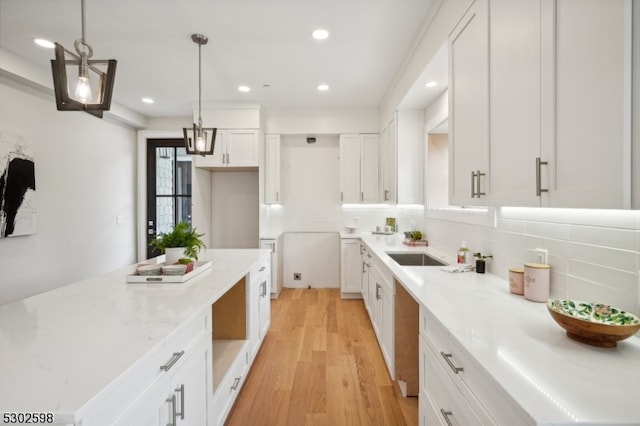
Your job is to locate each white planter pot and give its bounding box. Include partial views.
[164,247,186,265]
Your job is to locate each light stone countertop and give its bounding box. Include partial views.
[0,249,269,422]
[356,232,640,425]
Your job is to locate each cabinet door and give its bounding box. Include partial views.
[264,134,281,204]
[169,339,208,426]
[379,279,394,378]
[115,375,168,425]
[226,130,259,167]
[340,239,362,294]
[195,130,226,168]
[259,271,271,340]
[360,134,380,203]
[489,0,543,207]
[340,134,361,203]
[549,0,628,208]
[448,0,489,206]
[361,246,370,312]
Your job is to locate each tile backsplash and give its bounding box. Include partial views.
[424,207,640,317]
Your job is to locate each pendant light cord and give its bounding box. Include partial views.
[198,40,202,129]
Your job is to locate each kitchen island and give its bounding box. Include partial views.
[356,232,640,425]
[0,248,271,425]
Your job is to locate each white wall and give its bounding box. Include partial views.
[0,82,137,305]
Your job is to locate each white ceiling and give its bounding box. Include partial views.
[0,0,440,118]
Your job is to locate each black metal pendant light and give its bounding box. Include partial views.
[50,0,117,118]
[183,34,216,156]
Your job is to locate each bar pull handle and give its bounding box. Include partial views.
[384,189,389,201]
[231,376,241,391]
[261,280,268,297]
[376,283,381,300]
[175,384,185,420]
[476,170,486,197]
[536,157,549,196]
[259,266,266,272]
[160,351,185,372]
[471,170,477,198]
[166,394,177,426]
[440,409,454,426]
[440,351,463,374]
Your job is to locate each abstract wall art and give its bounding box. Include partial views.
[0,130,36,238]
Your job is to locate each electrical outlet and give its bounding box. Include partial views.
[294,273,302,280]
[535,248,548,265]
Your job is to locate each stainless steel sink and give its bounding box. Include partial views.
[386,252,447,266]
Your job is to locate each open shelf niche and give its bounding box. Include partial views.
[211,276,247,391]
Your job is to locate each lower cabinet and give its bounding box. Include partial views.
[419,305,530,425]
[116,334,209,426]
[368,256,395,379]
[340,238,363,298]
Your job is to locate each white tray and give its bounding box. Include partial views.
[127,260,212,283]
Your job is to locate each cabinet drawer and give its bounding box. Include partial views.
[250,255,270,284]
[420,306,531,425]
[212,343,249,426]
[420,335,490,425]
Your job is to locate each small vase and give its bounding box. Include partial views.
[164,247,186,265]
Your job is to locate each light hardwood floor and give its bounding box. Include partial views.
[226,288,418,426]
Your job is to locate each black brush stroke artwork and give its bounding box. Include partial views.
[0,157,36,237]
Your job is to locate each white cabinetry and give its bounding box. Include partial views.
[116,312,210,426]
[194,129,259,169]
[490,0,630,208]
[260,235,283,298]
[380,118,396,203]
[381,111,424,204]
[248,254,271,359]
[448,0,489,206]
[368,255,395,378]
[418,305,529,425]
[340,238,363,298]
[361,243,372,312]
[264,134,281,204]
[340,134,380,203]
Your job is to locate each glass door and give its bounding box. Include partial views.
[146,139,192,259]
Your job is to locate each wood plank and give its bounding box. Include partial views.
[395,281,419,396]
[212,277,246,339]
[226,288,417,425]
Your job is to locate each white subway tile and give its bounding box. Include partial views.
[568,225,640,252]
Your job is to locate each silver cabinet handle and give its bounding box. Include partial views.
[384,189,389,201]
[259,266,266,272]
[376,283,381,301]
[226,152,230,164]
[261,280,268,297]
[471,170,485,198]
[175,384,185,420]
[476,170,486,197]
[231,376,241,391]
[361,192,364,202]
[536,157,549,196]
[166,394,177,426]
[362,262,366,274]
[276,191,279,202]
[440,351,463,374]
[471,170,476,198]
[160,351,185,371]
[440,409,454,426]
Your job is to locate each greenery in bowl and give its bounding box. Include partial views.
[149,222,206,260]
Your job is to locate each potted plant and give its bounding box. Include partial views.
[149,222,206,264]
[473,253,492,274]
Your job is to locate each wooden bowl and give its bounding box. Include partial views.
[547,300,640,348]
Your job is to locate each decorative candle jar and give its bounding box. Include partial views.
[524,263,551,302]
[508,267,524,295]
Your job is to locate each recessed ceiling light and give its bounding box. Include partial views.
[142,97,154,104]
[424,81,438,88]
[317,84,330,91]
[312,29,329,40]
[238,85,251,92]
[34,38,55,48]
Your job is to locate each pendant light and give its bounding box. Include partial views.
[50,0,117,118]
[183,34,216,156]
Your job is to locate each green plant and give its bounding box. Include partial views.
[474,253,493,260]
[149,222,206,260]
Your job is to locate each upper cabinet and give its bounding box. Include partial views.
[490,0,631,208]
[340,134,380,203]
[264,134,281,204]
[448,0,490,206]
[381,111,424,205]
[195,129,259,170]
